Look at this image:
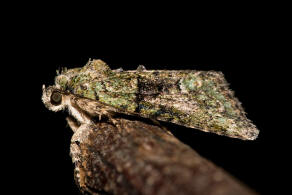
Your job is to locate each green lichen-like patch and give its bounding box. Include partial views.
[54,60,259,140]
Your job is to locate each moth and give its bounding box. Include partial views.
[42,59,259,141]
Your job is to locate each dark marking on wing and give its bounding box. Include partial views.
[135,75,144,113]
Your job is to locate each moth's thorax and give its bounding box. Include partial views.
[55,60,112,90]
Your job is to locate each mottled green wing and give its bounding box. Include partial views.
[56,60,259,140]
[131,71,259,140]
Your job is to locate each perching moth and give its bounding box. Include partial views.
[42,59,259,140]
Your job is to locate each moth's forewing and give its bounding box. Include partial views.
[56,60,259,140]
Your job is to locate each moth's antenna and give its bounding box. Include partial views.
[56,65,62,75]
[86,58,92,66]
[60,67,67,74]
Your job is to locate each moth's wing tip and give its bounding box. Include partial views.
[239,126,260,141]
[248,129,260,141]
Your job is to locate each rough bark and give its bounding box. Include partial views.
[72,118,257,195]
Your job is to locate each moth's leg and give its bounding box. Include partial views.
[108,117,121,129]
[150,118,173,135]
[98,109,121,129]
[70,123,94,166]
[66,116,79,132]
[70,123,95,192]
[71,124,93,148]
[70,141,85,190]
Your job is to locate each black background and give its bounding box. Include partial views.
[8,15,284,195]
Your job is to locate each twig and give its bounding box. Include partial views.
[71,118,257,195]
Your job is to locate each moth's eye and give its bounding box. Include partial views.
[51,91,62,105]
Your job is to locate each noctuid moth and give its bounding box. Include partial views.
[42,59,259,141]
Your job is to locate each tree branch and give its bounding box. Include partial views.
[72,118,257,195]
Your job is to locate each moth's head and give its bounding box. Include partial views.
[42,85,66,112]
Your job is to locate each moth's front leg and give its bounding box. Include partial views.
[98,108,121,130]
[67,117,95,192]
[67,118,88,166]
[66,116,79,133]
